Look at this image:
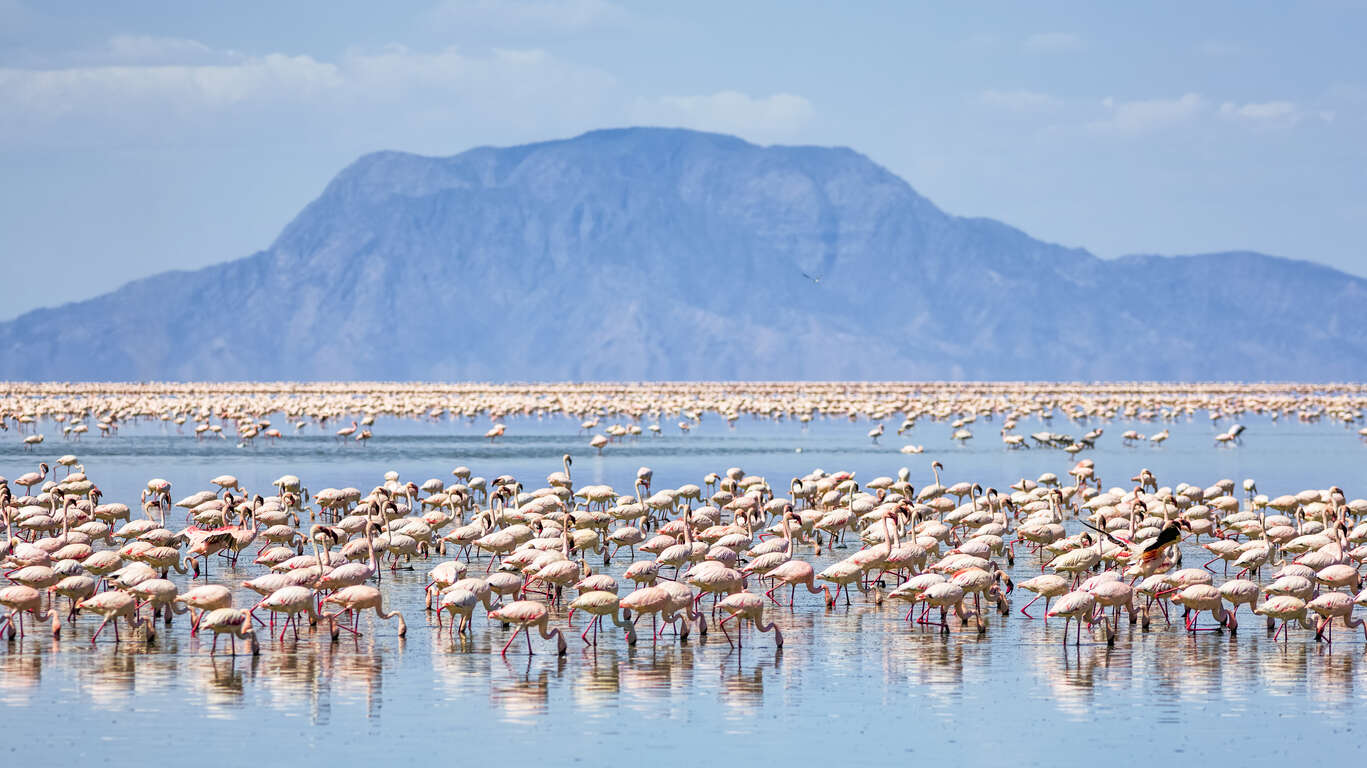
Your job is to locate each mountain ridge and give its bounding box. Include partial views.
[2,126,1362,381]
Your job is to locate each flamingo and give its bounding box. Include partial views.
[1171,584,1233,632]
[567,590,637,646]
[175,584,233,634]
[77,590,156,644]
[1308,592,1364,644]
[1046,590,1097,645]
[323,584,407,639]
[251,585,319,641]
[1017,574,1069,620]
[199,608,260,655]
[716,591,784,649]
[1254,596,1316,643]
[14,462,49,496]
[487,600,567,656]
[0,585,60,638]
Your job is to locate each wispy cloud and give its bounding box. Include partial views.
[630,90,814,142]
[1023,32,1081,52]
[1088,92,1203,135]
[1218,100,1300,123]
[0,53,344,112]
[978,88,1057,111]
[0,36,818,152]
[103,35,221,64]
[0,39,618,147]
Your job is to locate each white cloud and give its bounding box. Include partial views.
[978,88,1057,111]
[104,35,219,64]
[0,41,618,147]
[0,53,343,114]
[1023,32,1081,52]
[1088,92,1203,135]
[1219,100,1300,124]
[0,35,812,153]
[630,90,814,142]
[342,45,613,100]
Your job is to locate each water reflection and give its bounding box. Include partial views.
[619,643,697,695]
[571,648,623,710]
[0,646,42,706]
[718,653,775,714]
[491,656,566,723]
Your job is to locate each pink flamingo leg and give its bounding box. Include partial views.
[501,626,522,656]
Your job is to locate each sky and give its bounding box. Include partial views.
[1,1,1364,319]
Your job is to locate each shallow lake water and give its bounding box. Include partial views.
[2,411,1365,765]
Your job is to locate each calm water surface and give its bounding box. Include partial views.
[2,413,1364,765]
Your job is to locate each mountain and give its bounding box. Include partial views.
[3,127,1365,380]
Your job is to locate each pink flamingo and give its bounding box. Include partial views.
[487,600,567,656]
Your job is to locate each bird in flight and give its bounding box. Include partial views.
[1079,507,1191,566]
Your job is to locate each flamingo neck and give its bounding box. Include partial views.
[365,525,378,573]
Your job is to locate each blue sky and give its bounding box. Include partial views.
[2,1,1363,318]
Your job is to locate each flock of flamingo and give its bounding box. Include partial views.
[5,429,1367,659]
[2,381,1366,454]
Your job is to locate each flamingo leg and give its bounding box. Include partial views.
[89,616,111,644]
[501,626,522,656]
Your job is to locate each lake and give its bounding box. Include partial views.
[2,408,1364,766]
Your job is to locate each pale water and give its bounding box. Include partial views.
[2,413,1364,765]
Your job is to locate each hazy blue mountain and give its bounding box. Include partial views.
[3,127,1365,380]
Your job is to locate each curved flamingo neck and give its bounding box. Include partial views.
[804,570,823,594]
